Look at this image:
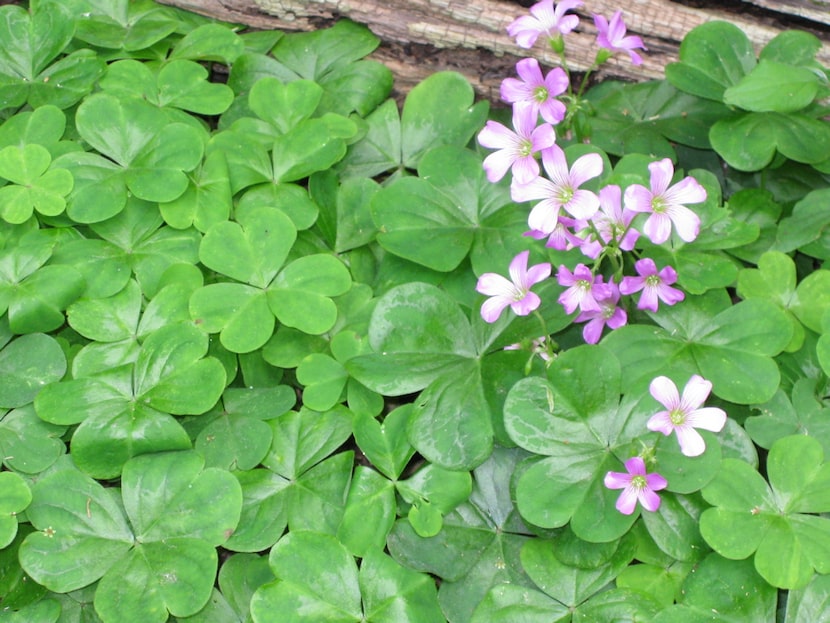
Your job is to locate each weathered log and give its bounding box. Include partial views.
[157,0,830,103]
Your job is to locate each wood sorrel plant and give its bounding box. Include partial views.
[2,0,830,621]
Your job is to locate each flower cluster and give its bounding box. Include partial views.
[475,0,708,347]
[476,1,727,517]
[606,375,726,514]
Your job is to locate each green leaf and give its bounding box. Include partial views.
[352,406,416,481]
[156,60,234,115]
[0,404,65,474]
[199,206,296,287]
[665,21,756,101]
[470,584,570,623]
[401,72,489,168]
[724,60,819,113]
[169,23,245,64]
[0,471,31,548]
[701,436,830,588]
[267,254,352,335]
[252,531,362,623]
[20,468,135,593]
[387,448,535,623]
[0,144,72,223]
[0,333,65,408]
[710,112,830,171]
[653,554,776,622]
[249,77,323,134]
[296,353,348,411]
[604,292,792,404]
[586,79,727,155]
[337,466,396,556]
[746,381,830,455]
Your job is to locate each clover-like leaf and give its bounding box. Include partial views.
[665,21,756,102]
[0,405,66,474]
[724,59,821,113]
[710,112,830,171]
[35,324,225,478]
[0,472,31,549]
[251,531,443,623]
[652,554,776,622]
[20,451,242,623]
[603,289,792,404]
[0,144,73,223]
[387,448,535,623]
[266,254,352,335]
[700,435,830,588]
[0,333,66,408]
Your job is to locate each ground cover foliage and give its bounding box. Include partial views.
[2,0,830,621]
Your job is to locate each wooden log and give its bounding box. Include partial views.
[157,0,830,104]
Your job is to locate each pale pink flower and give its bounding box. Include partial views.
[574,277,627,343]
[525,215,583,251]
[624,158,707,244]
[500,58,569,124]
[512,146,603,235]
[556,263,610,314]
[593,11,647,65]
[476,250,552,322]
[619,258,684,312]
[576,184,640,259]
[477,102,556,184]
[507,0,583,49]
[647,375,727,457]
[604,456,667,515]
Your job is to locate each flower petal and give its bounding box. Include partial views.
[480,296,512,322]
[623,184,653,214]
[679,374,712,410]
[687,407,727,432]
[666,203,701,242]
[476,272,515,297]
[648,158,674,195]
[616,486,639,514]
[643,212,672,245]
[604,470,631,489]
[511,290,541,316]
[638,487,662,512]
[649,376,680,410]
[675,425,707,457]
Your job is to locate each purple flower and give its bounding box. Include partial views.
[593,11,647,65]
[575,277,627,343]
[604,456,667,515]
[577,184,640,259]
[478,101,556,184]
[507,0,583,49]
[619,258,684,312]
[647,375,727,457]
[476,250,552,322]
[525,214,582,250]
[512,145,603,234]
[624,158,707,244]
[501,58,569,124]
[556,263,610,314]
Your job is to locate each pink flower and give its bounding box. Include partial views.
[507,0,583,49]
[477,101,556,184]
[624,158,707,244]
[525,214,583,251]
[512,145,603,234]
[576,184,640,259]
[647,375,727,457]
[604,456,667,515]
[556,263,610,314]
[619,258,684,312]
[574,277,627,343]
[476,250,552,322]
[593,11,647,65]
[500,58,569,124]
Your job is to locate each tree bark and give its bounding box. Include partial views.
[157,0,830,104]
